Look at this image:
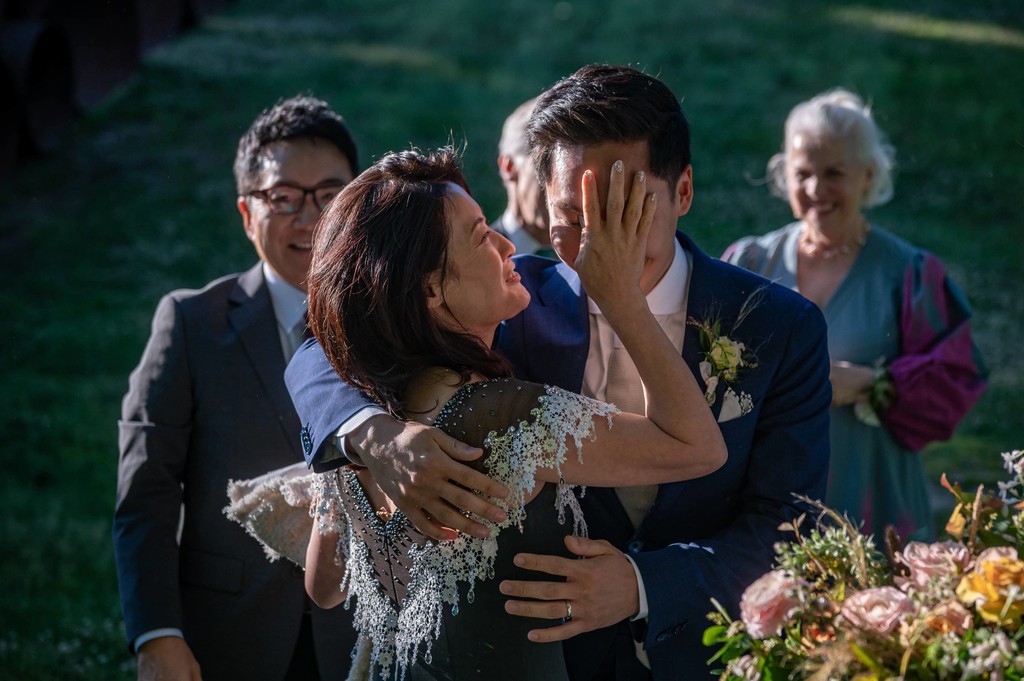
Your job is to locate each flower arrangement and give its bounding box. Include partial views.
[705,449,1024,680]
[689,288,763,420]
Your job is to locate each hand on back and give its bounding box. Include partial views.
[351,415,509,541]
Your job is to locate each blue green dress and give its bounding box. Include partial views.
[724,222,987,541]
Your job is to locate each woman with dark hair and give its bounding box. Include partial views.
[230,147,725,680]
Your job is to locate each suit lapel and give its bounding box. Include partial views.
[228,264,303,459]
[647,234,736,512]
[532,262,589,391]
[680,232,766,420]
[679,233,725,418]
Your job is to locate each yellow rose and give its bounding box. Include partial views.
[956,548,1024,628]
[708,336,744,381]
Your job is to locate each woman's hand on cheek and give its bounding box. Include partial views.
[576,161,656,316]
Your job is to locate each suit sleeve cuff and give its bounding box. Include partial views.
[623,554,649,621]
[133,628,184,654]
[335,406,388,466]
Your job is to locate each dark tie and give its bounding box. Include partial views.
[287,313,314,361]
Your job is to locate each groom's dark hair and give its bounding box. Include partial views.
[527,64,691,186]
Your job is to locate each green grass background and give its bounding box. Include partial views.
[1,0,1021,677]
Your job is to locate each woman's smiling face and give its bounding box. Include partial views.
[786,132,874,233]
[428,183,531,344]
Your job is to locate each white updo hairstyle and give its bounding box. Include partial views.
[767,88,896,208]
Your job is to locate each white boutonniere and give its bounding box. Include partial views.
[689,288,765,422]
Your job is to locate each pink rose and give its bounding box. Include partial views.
[898,541,972,590]
[973,546,1019,570]
[740,570,803,638]
[924,601,973,635]
[840,587,911,635]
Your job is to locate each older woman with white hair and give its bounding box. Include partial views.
[723,89,988,542]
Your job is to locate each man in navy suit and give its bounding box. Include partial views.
[286,65,831,679]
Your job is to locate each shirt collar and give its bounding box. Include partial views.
[588,238,688,315]
[262,261,307,331]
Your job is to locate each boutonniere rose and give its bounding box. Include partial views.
[689,289,764,420]
[690,323,757,406]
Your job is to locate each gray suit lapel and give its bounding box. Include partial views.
[227,264,303,459]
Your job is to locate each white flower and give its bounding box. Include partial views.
[725,654,762,680]
[703,376,719,406]
[699,360,713,383]
[853,399,881,427]
[1001,450,1024,475]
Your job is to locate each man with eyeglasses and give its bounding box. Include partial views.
[114,96,359,681]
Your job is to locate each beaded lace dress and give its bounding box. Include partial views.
[313,378,619,680]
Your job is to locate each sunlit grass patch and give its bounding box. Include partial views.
[832,6,1024,50]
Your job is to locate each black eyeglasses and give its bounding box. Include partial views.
[246,182,346,215]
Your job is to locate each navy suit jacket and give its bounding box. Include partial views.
[286,233,831,679]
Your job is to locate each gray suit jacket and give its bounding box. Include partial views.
[113,263,355,680]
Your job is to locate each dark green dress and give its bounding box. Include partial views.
[311,378,619,680]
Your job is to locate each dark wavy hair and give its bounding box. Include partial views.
[528,64,691,186]
[233,95,359,194]
[307,147,512,416]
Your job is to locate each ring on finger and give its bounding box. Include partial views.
[561,600,573,624]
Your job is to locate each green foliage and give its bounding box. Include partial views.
[774,516,890,592]
[1,0,1021,677]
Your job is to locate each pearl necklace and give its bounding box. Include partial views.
[799,220,870,259]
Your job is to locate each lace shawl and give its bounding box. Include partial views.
[311,382,619,679]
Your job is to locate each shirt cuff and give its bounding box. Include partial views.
[134,628,184,653]
[623,554,649,621]
[335,406,388,466]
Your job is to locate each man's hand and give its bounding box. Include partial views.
[353,415,508,541]
[499,535,639,642]
[137,636,201,681]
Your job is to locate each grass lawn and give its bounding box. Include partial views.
[1,0,1021,677]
